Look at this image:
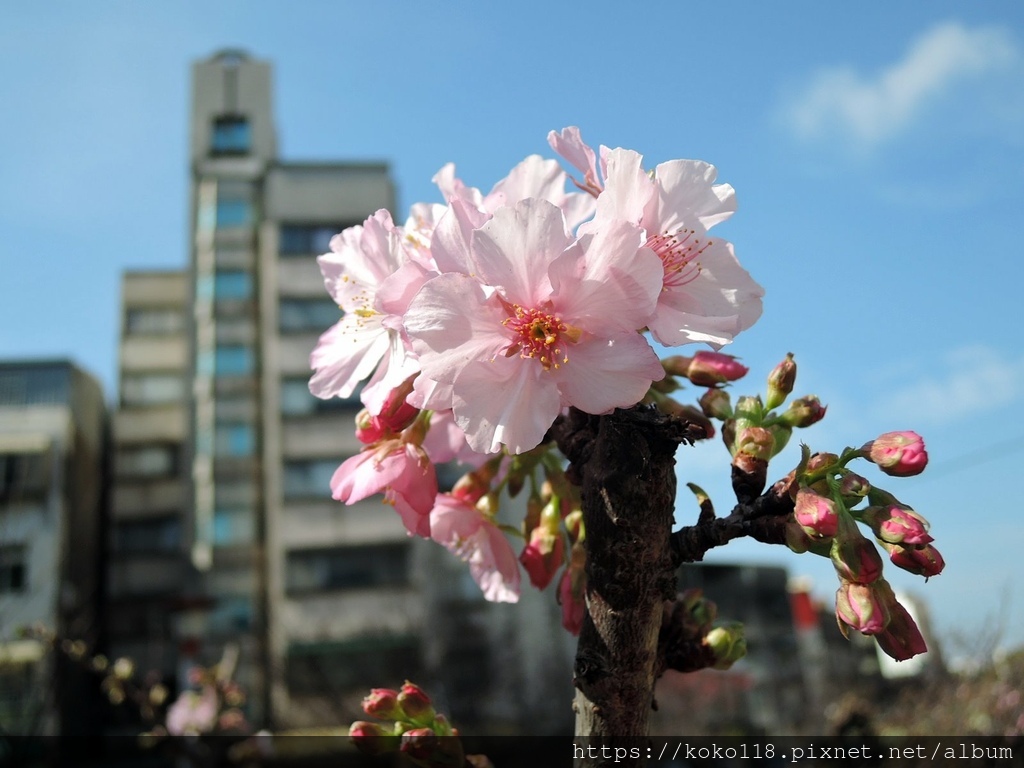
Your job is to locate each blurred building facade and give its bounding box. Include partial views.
[104,50,575,732]
[0,360,107,737]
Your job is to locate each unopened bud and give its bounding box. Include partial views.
[839,473,871,502]
[874,597,928,661]
[885,542,945,578]
[705,622,747,670]
[397,681,434,724]
[807,452,839,473]
[400,728,439,760]
[520,525,565,591]
[831,515,884,584]
[699,388,732,420]
[794,488,839,539]
[734,427,774,462]
[452,469,491,505]
[780,396,827,428]
[835,580,889,636]
[863,431,928,477]
[678,351,749,386]
[350,721,397,755]
[766,353,797,410]
[861,505,932,546]
[362,688,402,719]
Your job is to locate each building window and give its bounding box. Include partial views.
[286,543,409,594]
[214,480,257,509]
[211,115,251,156]
[214,422,255,457]
[0,546,27,593]
[214,270,253,301]
[216,199,252,229]
[214,345,254,376]
[114,445,179,479]
[279,298,340,333]
[215,181,254,230]
[114,517,182,555]
[282,459,337,500]
[213,507,255,546]
[0,453,48,503]
[125,308,184,335]
[279,224,348,256]
[121,373,185,406]
[280,378,359,416]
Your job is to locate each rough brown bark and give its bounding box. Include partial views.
[552,406,691,764]
[550,407,797,767]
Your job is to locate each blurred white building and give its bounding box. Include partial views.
[106,50,574,733]
[0,360,107,737]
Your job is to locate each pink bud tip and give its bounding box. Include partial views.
[866,431,928,477]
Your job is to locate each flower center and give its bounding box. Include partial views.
[646,228,708,289]
[501,304,581,371]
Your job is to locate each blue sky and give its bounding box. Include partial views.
[2,2,1023,657]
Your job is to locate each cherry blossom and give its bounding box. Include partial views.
[429,494,520,603]
[309,210,423,412]
[330,442,437,537]
[549,128,764,348]
[405,198,665,453]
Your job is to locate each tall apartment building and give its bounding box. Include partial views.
[107,272,193,695]
[107,49,575,732]
[0,360,107,737]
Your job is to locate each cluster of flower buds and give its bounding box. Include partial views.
[695,353,826,501]
[351,682,493,767]
[782,433,941,660]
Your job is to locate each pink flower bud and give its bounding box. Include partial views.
[886,543,945,578]
[362,688,402,719]
[864,431,928,477]
[874,599,928,661]
[794,488,839,539]
[805,452,839,474]
[558,549,587,636]
[350,721,396,755]
[397,682,434,723]
[831,521,884,584]
[400,727,438,760]
[839,473,871,501]
[679,351,749,386]
[355,409,386,445]
[863,506,932,546]
[734,427,774,462]
[835,580,890,635]
[766,353,797,410]
[519,525,565,591]
[780,396,827,428]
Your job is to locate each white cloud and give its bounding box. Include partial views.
[786,22,1019,147]
[873,345,1024,425]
